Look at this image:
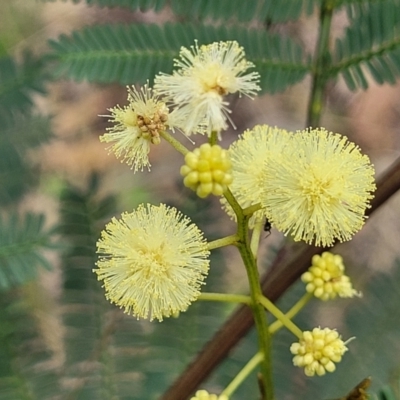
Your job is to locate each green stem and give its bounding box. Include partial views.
[209,130,219,145]
[218,293,313,398]
[160,130,189,156]
[258,295,303,339]
[269,292,313,335]
[243,203,262,216]
[223,188,243,216]
[207,235,239,250]
[198,293,252,305]
[224,188,274,400]
[221,352,263,398]
[250,218,263,257]
[306,0,335,128]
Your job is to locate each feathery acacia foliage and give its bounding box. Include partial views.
[46,0,400,94]
[49,23,309,93]
[0,292,60,399]
[0,52,48,116]
[42,0,318,22]
[0,52,51,205]
[331,0,400,90]
[0,213,54,290]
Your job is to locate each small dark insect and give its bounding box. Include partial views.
[264,219,272,237]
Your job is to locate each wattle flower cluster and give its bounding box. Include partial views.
[290,328,349,376]
[94,204,210,321]
[225,125,376,246]
[155,40,260,135]
[302,252,360,300]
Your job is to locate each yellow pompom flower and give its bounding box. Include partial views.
[100,85,171,172]
[221,125,292,228]
[190,390,228,400]
[261,128,376,246]
[94,204,210,321]
[290,327,349,376]
[154,40,260,136]
[302,252,360,300]
[181,143,233,198]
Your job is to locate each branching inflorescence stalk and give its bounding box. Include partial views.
[223,188,274,400]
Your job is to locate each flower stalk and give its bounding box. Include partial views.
[258,295,303,339]
[198,293,252,305]
[159,130,190,156]
[224,188,274,400]
[207,235,239,250]
[269,293,313,334]
[221,352,263,398]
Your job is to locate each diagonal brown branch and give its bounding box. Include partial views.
[161,156,400,400]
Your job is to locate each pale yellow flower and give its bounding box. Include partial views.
[261,128,376,246]
[154,40,260,136]
[302,252,361,300]
[100,85,170,172]
[290,327,349,376]
[181,143,233,198]
[191,390,228,400]
[94,204,210,321]
[221,125,292,228]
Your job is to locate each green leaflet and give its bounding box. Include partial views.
[40,0,318,23]
[49,22,310,94]
[330,0,400,90]
[0,213,54,291]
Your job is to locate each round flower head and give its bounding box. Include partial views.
[261,128,376,246]
[191,390,228,400]
[100,85,170,172]
[221,125,292,228]
[94,204,210,321]
[181,143,233,198]
[154,40,260,136]
[302,252,361,300]
[290,327,349,376]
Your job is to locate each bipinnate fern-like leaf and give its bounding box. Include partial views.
[0,52,48,117]
[171,0,317,23]
[0,213,54,291]
[42,0,317,23]
[49,22,310,93]
[58,175,122,397]
[41,0,167,12]
[2,113,52,150]
[0,52,52,205]
[330,1,400,90]
[0,292,60,399]
[0,113,51,206]
[59,174,116,292]
[85,0,166,11]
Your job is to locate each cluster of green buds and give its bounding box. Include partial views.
[180,143,233,198]
[302,252,360,300]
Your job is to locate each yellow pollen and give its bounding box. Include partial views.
[199,63,230,95]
